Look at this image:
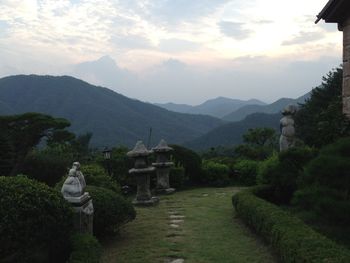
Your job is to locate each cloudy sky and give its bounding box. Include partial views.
[0,0,343,104]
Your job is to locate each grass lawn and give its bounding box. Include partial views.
[101,187,277,263]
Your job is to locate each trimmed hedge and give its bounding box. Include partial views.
[0,176,73,263]
[232,186,350,263]
[87,186,136,237]
[68,233,102,263]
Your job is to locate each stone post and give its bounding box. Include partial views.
[127,141,159,206]
[343,17,350,118]
[61,162,94,234]
[152,139,175,195]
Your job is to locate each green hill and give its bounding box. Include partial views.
[185,112,280,151]
[0,75,223,147]
[222,93,309,122]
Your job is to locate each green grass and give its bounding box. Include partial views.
[101,187,277,263]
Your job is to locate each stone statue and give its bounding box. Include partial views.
[279,104,297,151]
[61,162,86,198]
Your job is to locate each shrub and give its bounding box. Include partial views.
[232,186,350,263]
[256,153,279,184]
[22,145,74,186]
[234,159,258,186]
[81,164,121,193]
[170,144,203,185]
[202,160,230,187]
[170,166,186,189]
[269,146,317,203]
[293,138,350,223]
[0,176,73,263]
[68,233,102,263]
[86,186,136,237]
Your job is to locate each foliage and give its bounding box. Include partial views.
[234,159,259,186]
[295,67,350,147]
[68,233,102,263]
[21,144,75,186]
[201,160,230,187]
[81,164,121,193]
[169,166,186,189]
[86,186,136,237]
[0,176,73,263]
[234,127,278,160]
[232,186,350,263]
[293,138,350,223]
[170,144,203,184]
[270,146,317,203]
[256,153,279,184]
[0,112,71,176]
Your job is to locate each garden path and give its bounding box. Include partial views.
[101,187,277,263]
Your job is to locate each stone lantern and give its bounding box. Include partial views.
[61,162,94,234]
[152,139,175,194]
[127,141,159,206]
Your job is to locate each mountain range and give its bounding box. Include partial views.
[222,93,310,122]
[0,75,223,147]
[155,97,266,118]
[185,112,281,151]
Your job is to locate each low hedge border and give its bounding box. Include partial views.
[68,233,102,263]
[232,185,350,263]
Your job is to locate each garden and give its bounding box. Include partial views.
[1,68,350,262]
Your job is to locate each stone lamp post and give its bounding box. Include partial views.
[127,141,159,206]
[61,162,94,234]
[152,139,175,194]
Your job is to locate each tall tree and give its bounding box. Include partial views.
[295,68,350,147]
[0,112,71,176]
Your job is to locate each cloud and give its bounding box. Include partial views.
[158,38,200,53]
[218,21,252,40]
[148,0,231,24]
[111,34,153,50]
[282,31,325,46]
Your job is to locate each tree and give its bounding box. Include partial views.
[235,128,277,160]
[0,113,71,176]
[295,67,350,147]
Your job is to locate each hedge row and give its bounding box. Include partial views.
[232,186,350,263]
[68,233,102,263]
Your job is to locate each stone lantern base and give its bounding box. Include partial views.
[131,167,159,206]
[64,192,94,234]
[153,163,175,195]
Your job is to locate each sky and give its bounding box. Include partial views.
[0,0,343,104]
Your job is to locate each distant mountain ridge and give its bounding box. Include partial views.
[155,97,266,118]
[0,75,223,147]
[222,93,310,122]
[185,112,281,151]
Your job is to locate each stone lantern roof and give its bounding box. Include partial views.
[152,139,173,153]
[127,141,152,157]
[315,0,350,26]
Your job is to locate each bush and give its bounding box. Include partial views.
[257,153,279,184]
[170,166,186,189]
[81,164,121,193]
[202,160,230,187]
[0,176,73,263]
[22,145,74,186]
[170,144,203,185]
[293,138,350,223]
[68,233,102,263]
[268,146,317,203]
[232,186,350,263]
[234,159,258,186]
[86,186,136,237]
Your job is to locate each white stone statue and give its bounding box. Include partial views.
[61,162,86,198]
[279,105,297,152]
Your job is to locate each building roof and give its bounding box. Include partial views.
[315,0,350,24]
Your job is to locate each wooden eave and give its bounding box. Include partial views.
[315,0,350,24]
